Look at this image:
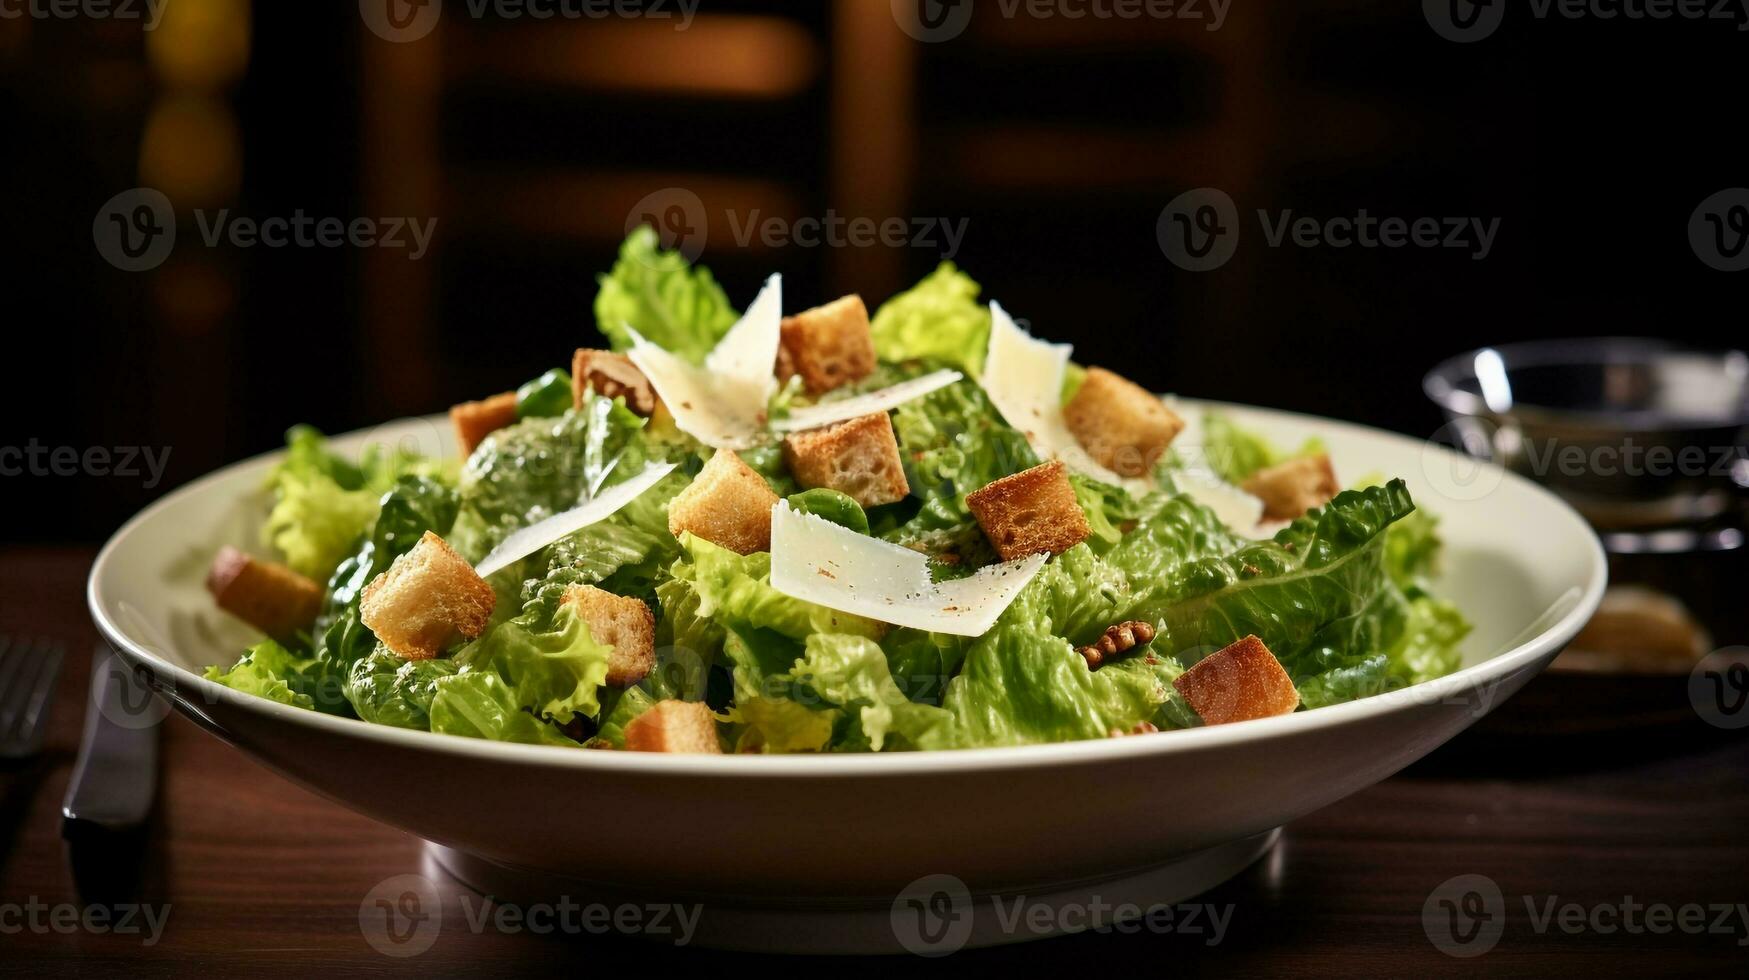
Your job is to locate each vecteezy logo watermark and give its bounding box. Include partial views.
[892,0,1228,43]
[1690,188,1749,272]
[94,188,176,273]
[1426,0,1749,42]
[1159,188,1500,271]
[361,0,699,43]
[625,188,970,263]
[360,874,444,957]
[1424,874,1749,956]
[890,873,1233,956]
[0,0,168,29]
[95,189,438,272]
[1423,874,1507,957]
[1690,647,1749,729]
[359,875,703,955]
[0,440,172,489]
[0,898,171,946]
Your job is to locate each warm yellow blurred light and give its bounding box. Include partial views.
[453,16,819,98]
[139,94,242,206]
[146,0,251,89]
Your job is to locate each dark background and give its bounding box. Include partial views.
[0,0,1741,545]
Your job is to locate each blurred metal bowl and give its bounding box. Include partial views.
[1425,338,1749,553]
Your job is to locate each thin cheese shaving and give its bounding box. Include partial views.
[626,274,782,449]
[769,369,964,432]
[475,461,677,578]
[1174,469,1265,538]
[980,301,1131,487]
[768,501,1047,637]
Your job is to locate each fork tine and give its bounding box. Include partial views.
[13,642,64,748]
[0,640,62,756]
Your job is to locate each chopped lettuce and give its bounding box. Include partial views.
[203,640,324,710]
[593,224,739,361]
[869,262,991,378]
[1200,412,1326,484]
[262,425,449,582]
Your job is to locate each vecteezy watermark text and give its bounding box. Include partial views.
[94,188,437,272]
[1425,0,1749,43]
[891,0,1230,43]
[0,898,171,946]
[1,441,172,489]
[1158,188,1500,271]
[890,873,1232,956]
[1424,874,1749,957]
[360,0,698,43]
[358,875,700,956]
[0,0,167,28]
[626,187,968,263]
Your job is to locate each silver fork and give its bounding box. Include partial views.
[0,636,66,759]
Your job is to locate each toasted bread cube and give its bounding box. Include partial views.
[205,547,323,641]
[1064,367,1185,478]
[560,584,656,686]
[1241,453,1339,521]
[360,531,496,660]
[777,295,877,394]
[781,412,910,508]
[667,448,779,554]
[572,348,657,417]
[624,700,721,754]
[451,392,519,457]
[1173,635,1300,726]
[965,460,1091,560]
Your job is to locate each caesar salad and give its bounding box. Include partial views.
[199,227,1470,753]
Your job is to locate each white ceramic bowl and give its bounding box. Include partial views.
[88,402,1606,952]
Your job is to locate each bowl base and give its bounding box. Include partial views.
[423,828,1281,954]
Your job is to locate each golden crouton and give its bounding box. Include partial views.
[572,348,657,417]
[667,448,779,554]
[1172,634,1300,726]
[360,531,496,660]
[1064,367,1185,478]
[777,294,877,394]
[560,584,656,686]
[205,547,323,641]
[781,412,910,508]
[624,700,721,754]
[1242,453,1339,521]
[965,460,1091,560]
[450,392,519,457]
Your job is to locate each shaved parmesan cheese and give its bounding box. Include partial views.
[1175,469,1265,537]
[627,274,783,449]
[980,301,1132,487]
[475,461,677,578]
[770,369,964,433]
[769,502,1047,637]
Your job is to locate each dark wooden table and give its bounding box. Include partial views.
[3,546,1746,976]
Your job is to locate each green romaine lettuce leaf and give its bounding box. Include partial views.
[593,225,739,361]
[869,262,990,378]
[203,640,322,710]
[1200,412,1326,484]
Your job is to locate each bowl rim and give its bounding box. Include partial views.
[1423,337,1749,430]
[88,400,1609,779]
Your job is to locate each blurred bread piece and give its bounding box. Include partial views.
[667,448,779,554]
[1063,366,1185,478]
[572,348,657,417]
[560,584,656,686]
[1242,453,1339,521]
[205,546,323,641]
[624,700,721,753]
[450,392,519,457]
[360,531,496,660]
[782,412,910,508]
[777,295,877,394]
[965,460,1091,560]
[1173,634,1300,725]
